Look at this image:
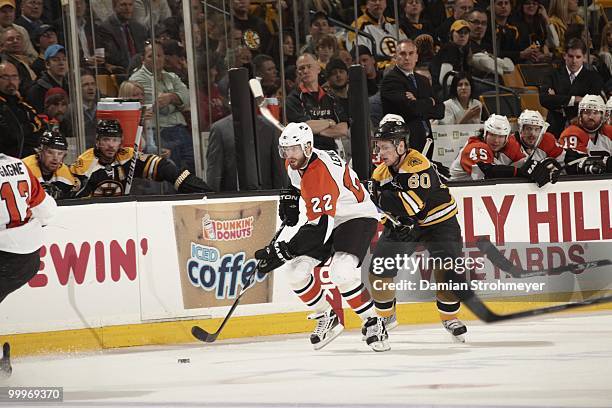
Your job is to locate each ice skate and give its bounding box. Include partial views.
[0,343,12,378]
[308,309,344,350]
[362,313,397,340]
[363,317,390,352]
[442,318,467,343]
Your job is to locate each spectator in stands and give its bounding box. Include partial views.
[286,52,349,152]
[30,24,57,77]
[598,22,612,78]
[413,33,435,65]
[399,0,435,40]
[493,0,534,63]
[338,49,353,68]
[540,38,604,137]
[300,11,331,55]
[281,32,297,67]
[352,45,381,97]
[430,20,472,91]
[61,69,98,147]
[513,0,557,63]
[0,0,38,63]
[315,34,338,75]
[436,72,482,125]
[548,0,583,56]
[132,0,171,28]
[41,87,67,127]
[196,56,227,131]
[206,113,285,191]
[162,40,187,83]
[0,27,37,95]
[129,40,195,173]
[26,44,68,114]
[467,9,491,53]
[380,39,444,156]
[97,0,149,75]
[422,0,448,29]
[15,0,44,41]
[253,53,279,97]
[348,0,407,67]
[436,0,473,44]
[22,129,78,199]
[232,0,271,57]
[61,0,105,72]
[0,61,44,158]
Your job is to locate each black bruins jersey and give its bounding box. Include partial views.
[70,147,165,197]
[23,155,79,199]
[371,149,457,227]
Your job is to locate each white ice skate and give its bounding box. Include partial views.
[362,313,398,340]
[308,309,344,350]
[363,317,390,352]
[442,318,467,343]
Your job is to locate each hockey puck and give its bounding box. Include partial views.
[177,358,190,364]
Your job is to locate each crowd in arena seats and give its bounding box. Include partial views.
[0,0,611,200]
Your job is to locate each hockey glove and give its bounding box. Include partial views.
[519,157,559,187]
[42,182,62,199]
[254,241,294,273]
[174,170,212,193]
[365,179,380,205]
[576,156,610,175]
[387,216,418,242]
[279,187,300,226]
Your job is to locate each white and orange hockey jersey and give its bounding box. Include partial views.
[449,135,525,181]
[559,125,612,156]
[287,148,379,228]
[515,132,566,164]
[0,154,56,254]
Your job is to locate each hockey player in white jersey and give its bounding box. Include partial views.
[0,153,57,376]
[514,110,565,165]
[254,122,390,352]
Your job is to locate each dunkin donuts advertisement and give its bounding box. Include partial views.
[172,200,277,309]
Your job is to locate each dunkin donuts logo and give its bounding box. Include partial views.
[202,214,254,241]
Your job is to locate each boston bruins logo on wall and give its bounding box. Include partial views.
[93,180,124,197]
[243,30,261,50]
[381,37,398,57]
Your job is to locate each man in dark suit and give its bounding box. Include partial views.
[206,114,285,191]
[380,39,445,156]
[540,38,605,137]
[96,0,148,75]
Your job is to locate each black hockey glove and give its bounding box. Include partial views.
[387,216,417,242]
[365,179,380,205]
[254,241,294,273]
[174,170,212,193]
[519,157,560,187]
[42,182,62,199]
[279,187,300,226]
[576,156,610,175]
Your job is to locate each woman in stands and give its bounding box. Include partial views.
[548,0,583,56]
[513,0,557,63]
[436,72,482,125]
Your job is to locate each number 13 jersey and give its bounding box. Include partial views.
[287,148,379,226]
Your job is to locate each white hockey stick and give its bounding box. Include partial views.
[248,78,285,131]
[124,105,147,195]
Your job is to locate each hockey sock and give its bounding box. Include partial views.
[339,281,376,320]
[293,274,328,313]
[437,298,461,321]
[368,274,396,317]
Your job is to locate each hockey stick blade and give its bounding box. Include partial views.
[248,78,285,131]
[191,223,286,343]
[476,237,612,278]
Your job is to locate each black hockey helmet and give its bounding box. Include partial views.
[373,114,410,148]
[40,129,68,150]
[96,119,123,139]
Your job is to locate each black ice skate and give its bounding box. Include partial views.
[308,309,344,350]
[442,318,467,343]
[0,343,12,378]
[363,317,390,352]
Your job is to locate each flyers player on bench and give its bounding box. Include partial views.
[449,114,560,187]
[254,122,390,352]
[0,153,57,376]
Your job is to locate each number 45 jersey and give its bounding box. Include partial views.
[286,148,379,227]
[372,149,458,228]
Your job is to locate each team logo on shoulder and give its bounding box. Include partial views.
[93,180,123,197]
[243,30,261,50]
[408,156,423,167]
[381,36,398,57]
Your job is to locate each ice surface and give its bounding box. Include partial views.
[3,312,612,407]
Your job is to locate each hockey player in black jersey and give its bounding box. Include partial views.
[70,119,211,197]
[367,114,468,342]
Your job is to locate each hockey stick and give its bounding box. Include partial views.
[476,237,612,278]
[249,78,286,131]
[192,222,287,343]
[124,105,147,195]
[449,268,612,322]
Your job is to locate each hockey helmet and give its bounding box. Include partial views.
[39,129,68,150]
[518,110,549,148]
[578,94,606,132]
[96,119,123,139]
[374,114,410,144]
[484,114,511,136]
[278,122,313,158]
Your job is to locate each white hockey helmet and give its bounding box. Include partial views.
[278,122,314,158]
[484,114,511,136]
[379,113,405,127]
[578,94,606,114]
[518,110,549,147]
